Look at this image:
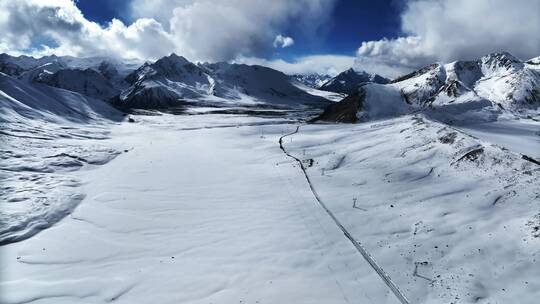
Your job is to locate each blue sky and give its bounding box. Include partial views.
[76,0,404,60]
[76,0,131,25]
[310,0,403,56]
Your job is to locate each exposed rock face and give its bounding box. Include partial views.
[312,89,365,123]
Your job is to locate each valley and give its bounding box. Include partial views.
[0,50,539,304]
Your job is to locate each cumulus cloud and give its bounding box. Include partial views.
[273,35,295,48]
[164,0,333,61]
[0,0,175,60]
[0,0,335,62]
[236,55,355,76]
[357,0,540,76]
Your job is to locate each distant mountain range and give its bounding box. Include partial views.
[290,69,390,95]
[0,53,336,110]
[0,51,538,123]
[0,52,393,110]
[291,73,332,88]
[318,68,389,94]
[115,54,332,109]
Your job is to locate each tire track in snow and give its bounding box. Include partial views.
[279,125,410,304]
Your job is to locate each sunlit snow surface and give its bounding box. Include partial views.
[0,73,123,245]
[457,119,540,158]
[1,110,539,303]
[0,114,402,304]
[0,119,119,245]
[286,115,540,303]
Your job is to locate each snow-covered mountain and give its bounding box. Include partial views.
[202,62,330,106]
[3,51,537,118]
[290,73,332,88]
[36,68,121,101]
[0,72,122,124]
[0,53,140,79]
[0,54,59,76]
[0,53,139,102]
[316,52,540,123]
[115,53,332,109]
[318,68,390,94]
[0,53,334,110]
[117,54,214,108]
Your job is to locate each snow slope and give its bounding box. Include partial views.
[457,118,540,158]
[204,62,331,107]
[0,72,123,245]
[0,53,139,101]
[36,68,120,101]
[0,73,121,123]
[0,114,404,304]
[285,114,540,303]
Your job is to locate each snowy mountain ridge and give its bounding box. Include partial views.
[115,53,332,109]
[318,68,390,94]
[0,53,140,79]
[1,51,538,118]
[290,73,332,88]
[316,52,540,123]
[0,53,334,110]
[0,53,140,102]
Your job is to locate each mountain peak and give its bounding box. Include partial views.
[157,53,190,66]
[480,51,522,71]
[291,73,332,88]
[319,68,389,94]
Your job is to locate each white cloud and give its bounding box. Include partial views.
[165,0,334,61]
[357,0,540,76]
[273,35,294,48]
[0,0,336,62]
[235,55,355,76]
[0,0,175,60]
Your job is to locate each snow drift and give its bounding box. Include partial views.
[0,72,123,245]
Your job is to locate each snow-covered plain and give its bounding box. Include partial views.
[1,50,539,303]
[1,106,539,303]
[1,113,406,304]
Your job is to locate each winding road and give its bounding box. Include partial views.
[279,125,410,304]
[0,116,403,304]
